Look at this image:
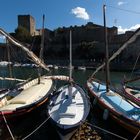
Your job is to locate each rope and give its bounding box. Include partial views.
[85,122,128,140]
[90,26,140,78]
[0,28,50,72]
[133,130,140,140]
[7,42,13,81]
[1,111,15,140]
[108,5,140,15]
[22,116,51,140]
[130,51,140,80]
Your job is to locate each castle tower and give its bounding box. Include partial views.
[18,15,36,36]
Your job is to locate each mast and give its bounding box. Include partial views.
[6,39,12,78]
[90,10,140,78]
[103,5,110,92]
[69,30,72,82]
[38,14,45,84]
[40,14,45,63]
[0,29,49,71]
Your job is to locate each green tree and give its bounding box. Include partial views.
[15,26,32,43]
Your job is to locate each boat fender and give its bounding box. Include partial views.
[103,109,109,120]
[93,97,98,105]
[0,98,7,107]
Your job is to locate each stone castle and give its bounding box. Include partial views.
[18,15,41,36]
[17,15,135,46]
[14,15,140,65]
[1,14,140,69]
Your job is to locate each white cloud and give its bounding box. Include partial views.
[0,35,6,43]
[118,1,127,6]
[0,35,5,39]
[71,7,90,20]
[118,24,140,34]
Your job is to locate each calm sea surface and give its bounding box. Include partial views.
[0,66,139,140]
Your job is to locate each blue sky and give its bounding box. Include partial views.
[0,0,140,35]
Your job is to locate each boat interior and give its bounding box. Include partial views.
[0,77,53,111]
[49,84,89,126]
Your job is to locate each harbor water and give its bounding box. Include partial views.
[0,66,139,140]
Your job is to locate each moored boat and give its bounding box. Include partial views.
[121,73,140,107]
[48,83,90,140]
[78,66,86,71]
[87,78,140,134]
[87,5,140,135]
[122,84,140,107]
[48,30,90,140]
[0,76,54,120]
[0,16,55,121]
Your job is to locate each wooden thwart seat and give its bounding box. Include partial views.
[60,113,76,117]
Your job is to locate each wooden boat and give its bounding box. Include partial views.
[0,76,54,120]
[120,74,140,107]
[0,16,55,120]
[122,84,140,107]
[48,83,90,140]
[48,30,90,140]
[87,5,140,135]
[87,78,140,134]
[78,66,86,71]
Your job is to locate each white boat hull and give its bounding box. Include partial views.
[48,83,90,139]
[0,76,55,120]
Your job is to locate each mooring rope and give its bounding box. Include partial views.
[22,116,51,140]
[130,51,140,80]
[133,130,140,140]
[85,121,128,140]
[1,111,15,140]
